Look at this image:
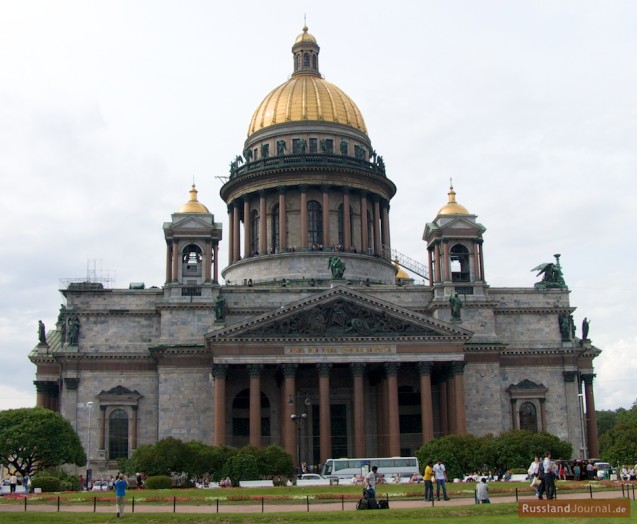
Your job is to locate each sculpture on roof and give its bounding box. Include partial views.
[532,254,567,289]
[582,317,590,340]
[67,314,80,345]
[38,320,46,345]
[449,293,463,321]
[215,294,226,322]
[328,256,346,279]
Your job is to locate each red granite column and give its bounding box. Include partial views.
[213,244,219,283]
[248,364,263,448]
[227,205,234,265]
[478,239,485,282]
[212,364,228,445]
[373,198,381,255]
[428,248,434,287]
[318,363,332,463]
[434,243,441,284]
[205,241,212,282]
[233,201,242,262]
[165,242,172,282]
[472,240,480,282]
[282,364,297,459]
[511,399,518,430]
[300,186,308,249]
[582,374,600,458]
[452,362,467,435]
[278,188,286,251]
[381,203,391,251]
[243,199,251,257]
[418,362,434,444]
[321,185,330,248]
[351,363,366,457]
[442,241,450,281]
[259,191,267,255]
[385,363,401,457]
[172,240,180,282]
[360,193,368,254]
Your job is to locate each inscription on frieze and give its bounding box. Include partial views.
[285,345,396,355]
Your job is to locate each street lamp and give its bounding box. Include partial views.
[289,393,311,477]
[86,401,94,490]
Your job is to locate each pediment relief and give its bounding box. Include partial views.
[172,217,212,229]
[208,286,472,341]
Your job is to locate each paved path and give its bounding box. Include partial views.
[0,489,631,514]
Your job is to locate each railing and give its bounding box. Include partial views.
[381,244,429,280]
[229,153,386,180]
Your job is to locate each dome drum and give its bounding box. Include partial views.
[222,251,397,286]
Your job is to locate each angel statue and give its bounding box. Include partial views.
[531,254,567,289]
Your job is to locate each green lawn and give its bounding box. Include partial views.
[0,502,635,524]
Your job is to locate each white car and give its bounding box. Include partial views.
[91,480,110,492]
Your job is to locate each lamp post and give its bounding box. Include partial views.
[86,401,94,490]
[289,393,311,477]
[578,393,587,460]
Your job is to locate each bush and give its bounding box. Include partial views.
[143,475,173,489]
[220,454,260,485]
[31,476,62,492]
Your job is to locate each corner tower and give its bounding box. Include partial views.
[423,184,487,299]
[220,26,397,285]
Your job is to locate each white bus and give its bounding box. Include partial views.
[320,456,420,480]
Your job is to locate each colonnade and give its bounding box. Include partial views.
[211,360,467,463]
[164,239,220,284]
[427,238,485,286]
[226,186,391,264]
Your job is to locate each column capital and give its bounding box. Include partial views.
[299,184,309,193]
[281,363,298,378]
[211,364,228,378]
[384,362,400,376]
[563,371,578,383]
[100,405,107,412]
[510,398,517,406]
[450,361,466,375]
[581,373,596,385]
[417,362,434,376]
[350,362,366,377]
[33,380,59,394]
[342,186,350,194]
[63,377,80,390]
[247,364,263,378]
[317,363,332,377]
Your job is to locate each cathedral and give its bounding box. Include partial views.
[30,26,601,477]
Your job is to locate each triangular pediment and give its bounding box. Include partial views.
[170,216,213,230]
[207,286,472,342]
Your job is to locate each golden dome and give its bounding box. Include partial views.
[438,184,469,215]
[393,259,410,280]
[247,27,367,137]
[295,25,317,44]
[178,184,209,213]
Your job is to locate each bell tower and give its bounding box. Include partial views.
[423,184,487,299]
[163,184,223,297]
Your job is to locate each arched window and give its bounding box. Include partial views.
[307,200,323,247]
[182,244,202,277]
[519,402,538,432]
[450,244,470,282]
[312,55,317,69]
[271,204,279,251]
[109,409,129,459]
[337,204,354,248]
[250,210,259,256]
[303,52,310,67]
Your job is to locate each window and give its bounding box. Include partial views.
[250,210,259,255]
[367,210,374,253]
[307,200,323,246]
[303,53,310,67]
[337,204,354,247]
[450,244,470,282]
[108,409,129,459]
[309,138,318,153]
[519,402,538,432]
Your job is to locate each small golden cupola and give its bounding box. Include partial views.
[178,184,210,214]
[437,183,469,216]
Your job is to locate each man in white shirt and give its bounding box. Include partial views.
[364,466,378,499]
[475,477,490,503]
[433,459,450,501]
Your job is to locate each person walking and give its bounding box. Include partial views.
[364,465,378,499]
[114,473,127,517]
[423,461,434,501]
[433,459,450,501]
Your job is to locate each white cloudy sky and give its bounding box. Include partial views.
[1,1,635,414]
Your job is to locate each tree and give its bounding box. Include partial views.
[0,408,85,477]
[220,453,260,485]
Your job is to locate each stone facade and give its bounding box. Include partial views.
[30,27,601,479]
